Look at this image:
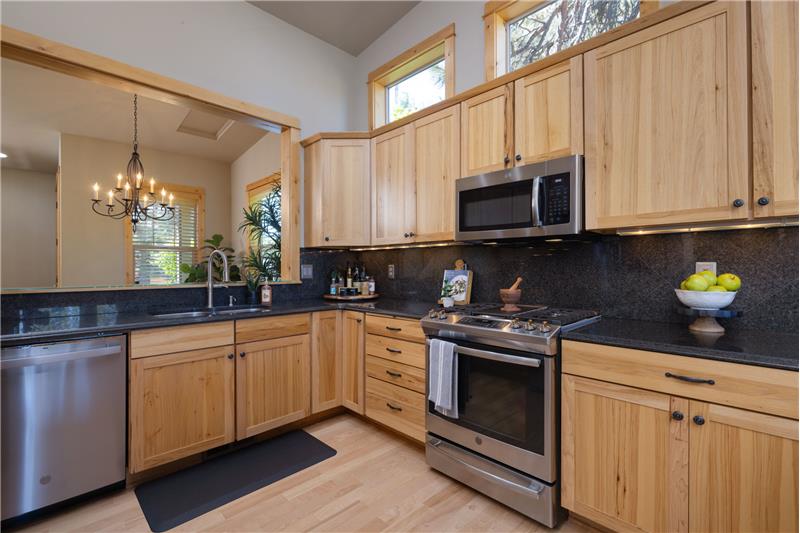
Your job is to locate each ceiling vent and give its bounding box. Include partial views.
[176,109,234,141]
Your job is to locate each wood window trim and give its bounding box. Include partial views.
[483,0,661,81]
[124,183,206,285]
[367,23,456,130]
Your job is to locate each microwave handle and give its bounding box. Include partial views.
[531,176,542,227]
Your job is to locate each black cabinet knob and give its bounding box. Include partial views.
[409,231,415,237]
[504,156,510,165]
[758,196,770,206]
[227,353,234,360]
[515,154,522,161]
[693,415,705,426]
[324,236,330,242]
[239,351,246,358]
[403,232,410,238]
[732,199,744,208]
[671,411,684,421]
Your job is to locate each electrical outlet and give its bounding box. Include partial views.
[301,264,313,279]
[695,261,717,275]
[388,264,396,280]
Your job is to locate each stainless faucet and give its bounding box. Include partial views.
[207,249,230,309]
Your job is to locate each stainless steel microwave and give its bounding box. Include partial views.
[455,155,583,241]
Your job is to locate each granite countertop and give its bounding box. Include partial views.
[562,317,799,371]
[0,298,435,345]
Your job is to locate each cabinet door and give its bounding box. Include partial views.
[341,311,365,414]
[460,84,513,177]
[752,0,799,218]
[562,374,688,532]
[584,2,749,230]
[236,335,310,439]
[371,125,415,244]
[304,140,325,247]
[129,346,235,473]
[323,139,371,245]
[514,56,583,165]
[689,401,798,533]
[311,311,341,413]
[414,105,459,242]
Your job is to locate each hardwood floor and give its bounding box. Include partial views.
[12,415,596,532]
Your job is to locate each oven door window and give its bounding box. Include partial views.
[459,179,533,232]
[430,343,545,455]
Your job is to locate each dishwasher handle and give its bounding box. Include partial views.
[1,345,123,370]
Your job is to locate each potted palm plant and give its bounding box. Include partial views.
[238,183,281,283]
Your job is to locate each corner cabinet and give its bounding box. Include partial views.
[751,0,799,218]
[584,1,749,230]
[311,310,341,413]
[371,125,416,245]
[304,137,371,247]
[341,311,366,414]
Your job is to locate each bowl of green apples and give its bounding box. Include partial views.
[675,270,741,310]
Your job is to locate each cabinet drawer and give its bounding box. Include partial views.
[562,340,798,419]
[366,334,425,369]
[366,314,425,343]
[130,321,234,359]
[365,376,426,442]
[366,355,426,394]
[235,313,310,344]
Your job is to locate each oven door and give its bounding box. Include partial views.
[426,338,556,483]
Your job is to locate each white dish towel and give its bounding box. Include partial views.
[428,339,458,419]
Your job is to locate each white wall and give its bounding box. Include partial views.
[59,134,231,287]
[1,0,359,134]
[351,1,485,129]
[230,133,282,255]
[0,167,57,288]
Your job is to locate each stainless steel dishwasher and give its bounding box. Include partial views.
[1,335,126,521]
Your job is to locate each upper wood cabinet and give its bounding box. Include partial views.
[129,345,236,473]
[311,311,341,413]
[235,334,310,439]
[341,311,365,414]
[371,125,416,245]
[460,84,513,177]
[514,56,583,165]
[304,138,371,247]
[751,0,799,218]
[413,105,460,242]
[584,2,749,230]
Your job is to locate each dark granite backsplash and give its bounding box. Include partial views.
[357,227,798,332]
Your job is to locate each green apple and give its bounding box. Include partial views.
[717,273,741,291]
[698,270,717,286]
[685,274,710,291]
[679,279,688,290]
[706,285,727,292]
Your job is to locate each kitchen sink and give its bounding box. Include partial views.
[151,310,213,319]
[216,307,271,315]
[151,306,271,319]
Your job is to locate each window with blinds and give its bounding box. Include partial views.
[132,189,201,285]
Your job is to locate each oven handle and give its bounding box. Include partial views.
[453,344,541,368]
[428,437,544,499]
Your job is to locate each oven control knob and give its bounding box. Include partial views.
[438,310,448,320]
[511,318,521,329]
[540,321,552,333]
[525,320,536,331]
[428,310,437,319]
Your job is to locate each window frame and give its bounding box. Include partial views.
[245,172,281,254]
[124,183,205,285]
[368,23,455,130]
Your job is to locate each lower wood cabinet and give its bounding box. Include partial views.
[235,334,311,439]
[341,311,365,414]
[311,311,341,413]
[129,345,236,473]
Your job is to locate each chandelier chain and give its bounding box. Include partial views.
[133,94,139,150]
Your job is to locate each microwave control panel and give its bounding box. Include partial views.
[542,173,570,226]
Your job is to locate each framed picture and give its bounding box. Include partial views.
[439,268,473,305]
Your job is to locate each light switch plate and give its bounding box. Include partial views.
[301,264,313,279]
[695,261,717,275]
[388,264,396,280]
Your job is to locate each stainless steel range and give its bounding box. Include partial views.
[421,304,599,528]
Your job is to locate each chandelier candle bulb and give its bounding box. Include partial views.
[116,173,123,189]
[107,190,114,206]
[92,183,99,200]
[123,182,131,199]
[135,173,142,189]
[168,193,174,208]
[161,188,166,204]
[149,177,155,194]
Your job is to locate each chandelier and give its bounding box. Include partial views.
[90,94,174,233]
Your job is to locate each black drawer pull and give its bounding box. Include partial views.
[386,347,402,354]
[385,326,402,332]
[665,372,715,385]
[386,402,403,412]
[385,370,402,378]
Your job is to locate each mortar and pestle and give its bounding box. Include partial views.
[500,277,523,312]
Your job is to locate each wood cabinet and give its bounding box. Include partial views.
[341,311,365,414]
[460,84,513,177]
[371,125,415,245]
[129,345,236,473]
[235,313,310,344]
[130,321,234,359]
[514,56,583,165]
[304,138,371,247]
[413,105,460,242]
[584,2,749,230]
[235,335,310,439]
[751,0,799,218]
[311,311,341,413]
[562,341,799,533]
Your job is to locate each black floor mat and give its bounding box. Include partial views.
[134,430,336,532]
